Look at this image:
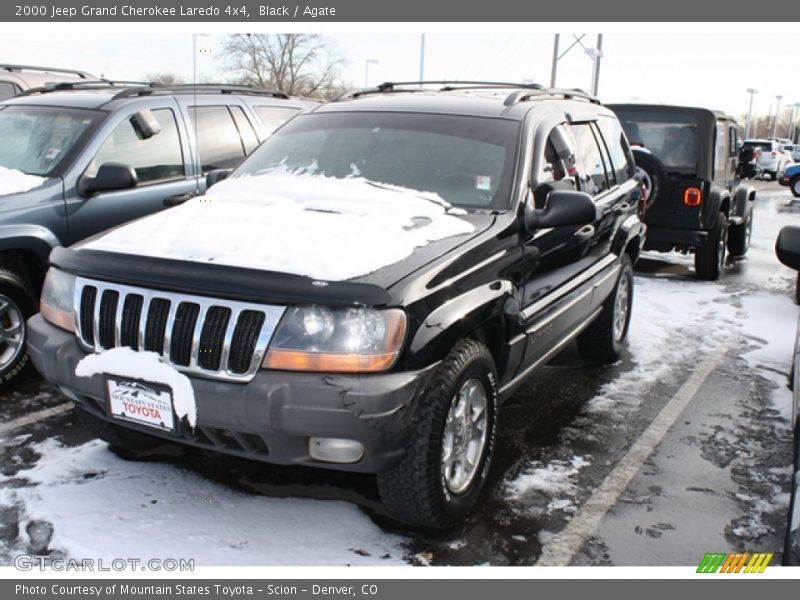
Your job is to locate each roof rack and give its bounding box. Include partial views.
[111,83,290,100]
[16,79,157,96]
[333,80,546,102]
[504,87,601,106]
[0,63,93,79]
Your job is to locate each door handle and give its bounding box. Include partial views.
[163,193,195,207]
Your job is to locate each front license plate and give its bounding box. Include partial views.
[106,377,175,432]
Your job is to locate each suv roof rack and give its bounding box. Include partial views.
[16,79,157,96]
[0,64,93,79]
[111,83,290,100]
[333,80,546,102]
[504,87,601,106]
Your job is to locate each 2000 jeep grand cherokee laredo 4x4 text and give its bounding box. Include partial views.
[28,81,645,530]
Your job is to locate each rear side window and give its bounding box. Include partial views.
[0,81,20,101]
[595,116,633,184]
[90,108,185,185]
[714,122,727,172]
[571,123,610,195]
[229,106,260,154]
[254,105,300,133]
[188,106,247,173]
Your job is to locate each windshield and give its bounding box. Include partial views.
[233,111,520,209]
[0,105,102,177]
[615,110,699,173]
[743,141,773,152]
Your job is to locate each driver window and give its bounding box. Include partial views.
[534,125,578,208]
[86,108,185,185]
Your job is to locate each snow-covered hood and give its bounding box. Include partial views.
[0,166,47,196]
[80,174,478,282]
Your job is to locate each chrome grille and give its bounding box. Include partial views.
[74,277,285,382]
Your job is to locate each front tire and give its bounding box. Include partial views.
[377,339,497,531]
[695,213,728,281]
[791,176,800,198]
[0,269,36,389]
[728,208,753,257]
[577,255,634,363]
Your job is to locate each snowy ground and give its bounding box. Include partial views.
[1,181,798,566]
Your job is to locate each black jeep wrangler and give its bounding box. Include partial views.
[608,104,756,280]
[28,82,644,530]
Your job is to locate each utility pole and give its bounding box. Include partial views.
[589,34,603,96]
[789,103,800,142]
[772,95,783,139]
[419,34,426,83]
[550,34,559,87]
[744,88,757,139]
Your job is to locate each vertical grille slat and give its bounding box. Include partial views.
[120,294,144,349]
[79,286,97,346]
[144,298,170,354]
[228,311,266,374]
[169,302,200,367]
[74,279,281,382]
[198,307,232,371]
[98,290,119,350]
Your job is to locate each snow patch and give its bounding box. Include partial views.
[75,347,197,427]
[81,174,475,281]
[507,456,590,514]
[6,439,406,566]
[0,167,46,196]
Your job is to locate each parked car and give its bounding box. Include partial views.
[609,104,756,280]
[0,64,95,101]
[780,164,800,198]
[27,81,645,530]
[743,138,790,181]
[774,225,800,565]
[0,81,313,387]
[784,144,800,164]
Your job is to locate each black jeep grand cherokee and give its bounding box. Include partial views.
[28,82,644,530]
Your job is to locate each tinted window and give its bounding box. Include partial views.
[0,105,101,176]
[595,116,633,184]
[571,123,609,195]
[188,106,246,173]
[0,82,20,101]
[230,106,260,154]
[235,112,520,209]
[715,122,727,172]
[90,108,184,184]
[615,110,699,172]
[254,105,300,133]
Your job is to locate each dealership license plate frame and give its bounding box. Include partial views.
[105,376,176,433]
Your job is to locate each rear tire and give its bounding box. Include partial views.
[728,208,753,257]
[0,269,36,390]
[577,255,634,363]
[695,213,728,281]
[377,339,497,531]
[76,406,180,460]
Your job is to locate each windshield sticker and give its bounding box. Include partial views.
[476,175,491,191]
[44,148,61,161]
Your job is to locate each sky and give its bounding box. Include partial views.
[1,30,798,127]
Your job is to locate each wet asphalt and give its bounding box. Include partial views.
[0,180,797,566]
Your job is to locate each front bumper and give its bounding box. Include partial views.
[27,314,438,473]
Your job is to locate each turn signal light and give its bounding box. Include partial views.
[683,187,703,207]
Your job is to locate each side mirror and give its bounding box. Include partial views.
[130,110,161,140]
[79,162,138,197]
[776,225,800,271]
[206,168,232,189]
[525,189,597,230]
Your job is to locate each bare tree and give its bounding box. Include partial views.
[222,34,347,98]
[144,72,185,86]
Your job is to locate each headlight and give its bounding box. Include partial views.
[40,268,76,332]
[262,306,406,373]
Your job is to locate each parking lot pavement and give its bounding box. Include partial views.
[0,181,797,566]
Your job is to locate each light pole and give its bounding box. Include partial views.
[772,95,783,139]
[744,88,758,139]
[789,103,800,142]
[364,59,378,87]
[549,33,603,93]
[419,34,425,83]
[587,34,604,96]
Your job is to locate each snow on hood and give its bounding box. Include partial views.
[0,166,46,196]
[81,174,475,281]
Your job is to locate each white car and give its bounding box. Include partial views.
[743,138,791,180]
[784,143,800,164]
